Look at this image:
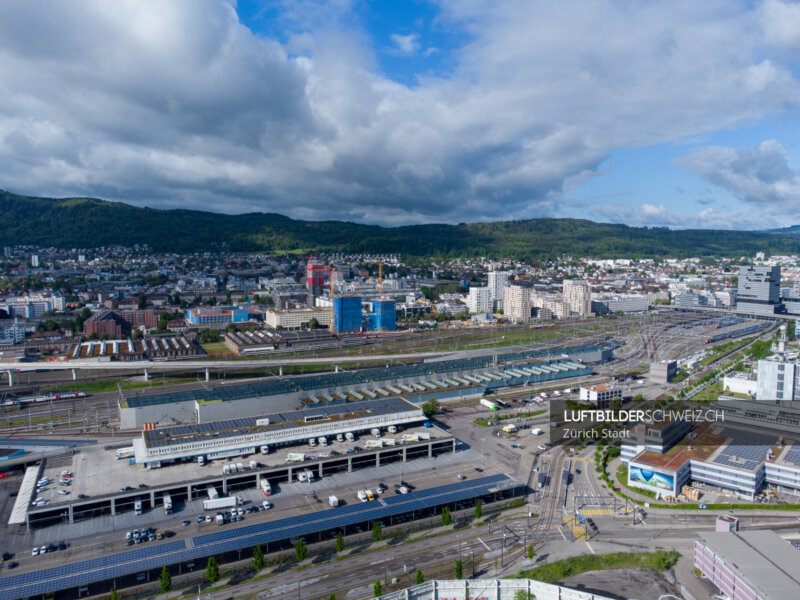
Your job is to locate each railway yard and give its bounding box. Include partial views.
[0,308,794,600]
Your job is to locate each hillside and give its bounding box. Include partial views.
[3,190,800,260]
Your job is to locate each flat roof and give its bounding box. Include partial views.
[8,465,39,525]
[631,422,724,472]
[698,530,800,600]
[144,397,420,448]
[0,474,519,600]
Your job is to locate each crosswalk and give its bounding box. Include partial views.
[577,507,613,517]
[571,456,595,463]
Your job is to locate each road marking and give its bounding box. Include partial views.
[558,527,567,541]
[477,537,491,551]
[585,541,595,554]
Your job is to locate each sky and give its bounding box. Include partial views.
[1,0,800,230]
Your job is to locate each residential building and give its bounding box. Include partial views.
[466,286,491,314]
[563,278,592,317]
[503,284,530,322]
[83,310,126,338]
[487,271,510,307]
[0,320,25,344]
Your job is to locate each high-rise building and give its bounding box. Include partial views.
[466,287,491,314]
[736,265,784,315]
[503,284,530,322]
[756,358,800,400]
[332,296,362,333]
[366,299,396,331]
[563,279,592,317]
[30,254,39,268]
[305,258,327,299]
[487,271,510,301]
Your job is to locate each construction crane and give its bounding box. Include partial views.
[377,260,383,300]
[329,265,336,333]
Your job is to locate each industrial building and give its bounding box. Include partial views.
[263,307,331,330]
[695,530,800,600]
[119,342,611,428]
[69,335,200,360]
[648,359,678,383]
[132,397,424,466]
[625,422,800,500]
[5,474,523,600]
[578,384,622,407]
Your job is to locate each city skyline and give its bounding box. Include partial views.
[1,0,800,230]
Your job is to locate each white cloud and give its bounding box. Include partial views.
[592,202,781,230]
[390,33,420,54]
[0,0,798,225]
[674,140,800,215]
[762,0,800,48]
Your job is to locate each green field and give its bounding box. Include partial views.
[515,551,679,583]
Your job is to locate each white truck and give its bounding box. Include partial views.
[387,425,398,434]
[203,496,241,511]
[480,398,499,411]
[223,464,231,475]
[197,455,205,466]
[336,433,344,442]
[215,513,224,525]
[163,493,172,515]
[249,460,257,470]
[318,436,328,446]
[236,462,244,473]
[260,479,272,496]
[357,490,368,502]
[207,485,219,500]
[309,437,317,447]
[297,468,315,483]
[134,500,143,515]
[371,428,381,437]
[328,495,339,507]
[530,428,544,436]
[345,432,355,442]
[260,444,270,454]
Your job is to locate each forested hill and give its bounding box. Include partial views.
[2,189,800,260]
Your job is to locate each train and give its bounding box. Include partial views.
[1,391,86,407]
[705,322,770,344]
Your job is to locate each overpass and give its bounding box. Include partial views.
[0,351,452,386]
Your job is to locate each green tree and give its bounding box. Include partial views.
[527,545,535,561]
[474,500,482,520]
[422,398,439,418]
[137,294,147,309]
[787,320,796,341]
[336,530,345,554]
[372,521,382,543]
[415,569,424,585]
[610,396,622,411]
[40,319,58,331]
[294,538,308,561]
[205,556,219,583]
[454,559,463,579]
[252,544,264,570]
[441,506,451,526]
[330,595,336,600]
[132,328,143,340]
[109,589,120,600]
[200,328,220,343]
[373,580,383,597]
[309,317,320,329]
[514,591,534,600]
[159,566,171,592]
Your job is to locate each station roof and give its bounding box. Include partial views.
[0,474,519,600]
[122,341,611,409]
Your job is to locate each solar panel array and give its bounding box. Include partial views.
[125,342,611,408]
[145,397,415,447]
[782,446,800,467]
[712,428,778,472]
[0,475,517,600]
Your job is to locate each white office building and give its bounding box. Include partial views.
[736,265,784,315]
[563,279,592,317]
[466,286,491,314]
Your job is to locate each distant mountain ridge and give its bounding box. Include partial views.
[2,189,800,260]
